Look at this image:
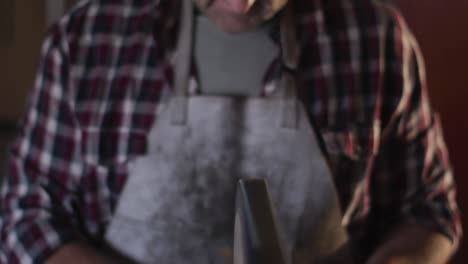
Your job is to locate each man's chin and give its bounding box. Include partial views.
[207,14,262,33]
[216,23,256,34]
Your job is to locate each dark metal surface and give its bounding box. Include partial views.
[234,179,289,264]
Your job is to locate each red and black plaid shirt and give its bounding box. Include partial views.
[0,0,461,263]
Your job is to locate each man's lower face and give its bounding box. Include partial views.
[193,0,288,33]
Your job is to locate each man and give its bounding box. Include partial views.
[0,0,461,263]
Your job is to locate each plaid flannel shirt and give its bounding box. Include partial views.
[0,0,461,263]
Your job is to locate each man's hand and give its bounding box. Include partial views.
[366,222,455,264]
[46,242,133,264]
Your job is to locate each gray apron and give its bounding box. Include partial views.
[106,1,349,263]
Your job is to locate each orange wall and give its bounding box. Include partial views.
[0,1,45,120]
[397,1,468,263]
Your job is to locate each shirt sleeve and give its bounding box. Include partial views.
[370,5,462,250]
[0,24,83,263]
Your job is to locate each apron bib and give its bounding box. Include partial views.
[106,2,348,263]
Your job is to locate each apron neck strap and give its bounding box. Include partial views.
[279,2,300,128]
[174,0,194,97]
[280,2,299,74]
[171,0,194,125]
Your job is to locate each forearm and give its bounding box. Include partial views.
[366,222,454,264]
[46,241,133,264]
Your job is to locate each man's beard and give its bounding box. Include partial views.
[193,0,286,33]
[199,0,216,8]
[197,0,275,20]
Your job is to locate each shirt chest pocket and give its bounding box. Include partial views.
[81,128,148,167]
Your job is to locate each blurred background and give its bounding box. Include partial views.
[0,0,466,262]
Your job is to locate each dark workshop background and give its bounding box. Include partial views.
[0,0,466,262]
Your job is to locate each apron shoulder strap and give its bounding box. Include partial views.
[280,2,301,129]
[171,0,194,125]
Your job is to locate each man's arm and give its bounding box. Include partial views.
[47,242,116,264]
[0,23,120,263]
[367,222,454,264]
[47,242,134,264]
[364,4,461,263]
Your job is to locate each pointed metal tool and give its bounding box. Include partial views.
[234,179,290,264]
